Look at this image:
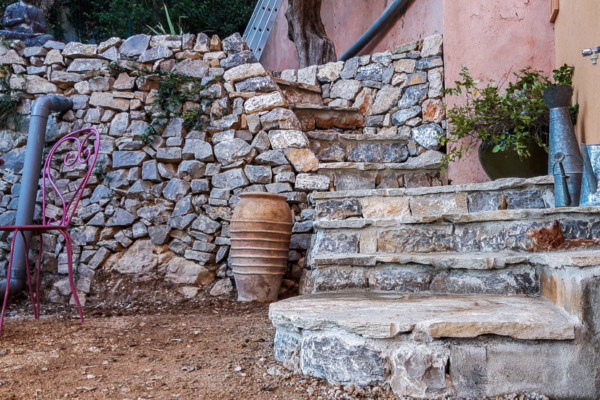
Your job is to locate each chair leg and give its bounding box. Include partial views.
[35,234,43,319]
[18,230,38,319]
[1,230,20,334]
[59,229,84,324]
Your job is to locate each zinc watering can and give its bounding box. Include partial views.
[580,143,600,206]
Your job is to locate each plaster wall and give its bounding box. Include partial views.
[260,0,443,71]
[443,0,555,184]
[554,0,600,145]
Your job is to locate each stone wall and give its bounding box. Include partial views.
[0,32,445,305]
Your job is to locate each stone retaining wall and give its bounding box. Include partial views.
[0,32,446,305]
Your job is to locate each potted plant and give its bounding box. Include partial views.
[440,64,577,180]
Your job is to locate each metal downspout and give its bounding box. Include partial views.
[0,95,73,301]
[338,0,412,62]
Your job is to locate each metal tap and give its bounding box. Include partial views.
[582,46,600,65]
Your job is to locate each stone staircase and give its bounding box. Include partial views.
[275,76,445,191]
[269,176,600,399]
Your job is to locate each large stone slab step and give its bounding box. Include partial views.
[314,175,554,220]
[270,293,597,399]
[270,293,578,341]
[311,207,600,255]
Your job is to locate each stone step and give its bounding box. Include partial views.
[291,103,365,130]
[273,77,324,106]
[305,249,600,295]
[314,150,445,190]
[314,175,554,220]
[270,293,596,398]
[311,206,600,255]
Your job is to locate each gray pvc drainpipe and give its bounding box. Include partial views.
[338,0,412,62]
[0,95,73,301]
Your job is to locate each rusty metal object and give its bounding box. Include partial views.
[230,193,293,302]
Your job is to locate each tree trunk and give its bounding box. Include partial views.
[285,0,336,68]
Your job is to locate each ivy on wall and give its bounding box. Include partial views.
[0,0,258,43]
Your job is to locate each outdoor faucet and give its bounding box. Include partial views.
[582,46,600,65]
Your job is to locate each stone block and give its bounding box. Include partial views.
[301,334,386,386]
[390,344,449,398]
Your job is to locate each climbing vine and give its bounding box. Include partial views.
[0,65,23,130]
[109,62,227,145]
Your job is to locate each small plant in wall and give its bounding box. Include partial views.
[0,65,23,130]
[109,61,227,143]
[440,64,577,179]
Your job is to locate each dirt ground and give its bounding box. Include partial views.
[0,289,551,400]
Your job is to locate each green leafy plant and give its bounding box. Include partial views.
[440,64,578,166]
[44,0,257,43]
[0,65,22,130]
[147,3,185,35]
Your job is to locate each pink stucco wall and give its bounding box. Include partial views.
[443,0,555,184]
[260,0,556,184]
[261,0,443,71]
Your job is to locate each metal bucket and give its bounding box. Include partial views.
[230,192,292,302]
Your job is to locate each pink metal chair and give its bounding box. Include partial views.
[0,127,100,333]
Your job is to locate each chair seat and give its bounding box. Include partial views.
[0,225,68,231]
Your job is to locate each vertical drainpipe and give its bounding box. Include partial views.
[0,95,73,301]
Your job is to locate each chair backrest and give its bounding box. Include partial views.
[42,127,100,227]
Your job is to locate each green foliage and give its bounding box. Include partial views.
[45,0,257,43]
[147,3,184,36]
[110,61,225,144]
[441,64,578,166]
[0,65,22,130]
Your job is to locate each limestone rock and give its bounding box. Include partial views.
[368,85,402,115]
[330,79,361,100]
[398,83,429,108]
[260,108,302,131]
[235,76,277,92]
[90,92,129,111]
[390,345,448,398]
[222,32,246,53]
[223,63,266,83]
[138,45,173,62]
[256,150,289,166]
[295,174,330,191]
[421,33,443,58]
[422,99,444,123]
[63,42,97,58]
[106,208,135,227]
[244,165,272,184]
[120,34,150,57]
[113,151,147,168]
[210,278,234,296]
[163,178,191,201]
[392,106,421,126]
[297,65,318,85]
[393,59,416,73]
[194,33,210,52]
[212,168,248,189]
[111,240,160,275]
[413,123,443,150]
[66,58,108,72]
[284,148,319,172]
[172,59,209,78]
[268,130,308,149]
[165,257,215,284]
[244,92,287,114]
[317,61,344,83]
[214,138,254,164]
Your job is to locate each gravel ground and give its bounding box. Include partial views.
[0,290,551,400]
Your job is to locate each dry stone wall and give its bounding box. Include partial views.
[0,32,446,305]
